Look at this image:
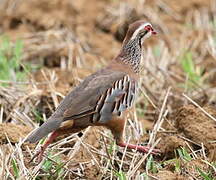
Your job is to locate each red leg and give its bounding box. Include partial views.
[107,117,160,155]
[30,131,59,163]
[117,142,160,154]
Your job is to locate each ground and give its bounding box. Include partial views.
[0,0,215,179]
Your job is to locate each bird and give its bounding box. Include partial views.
[26,20,159,162]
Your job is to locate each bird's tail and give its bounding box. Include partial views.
[25,117,62,143]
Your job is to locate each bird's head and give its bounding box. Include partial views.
[123,20,157,47]
[116,21,157,73]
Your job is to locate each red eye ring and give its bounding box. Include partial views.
[144,25,157,35]
[144,25,152,31]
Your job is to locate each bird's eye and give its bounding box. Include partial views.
[144,25,153,32]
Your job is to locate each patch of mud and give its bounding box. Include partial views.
[157,134,187,158]
[96,0,213,50]
[0,123,32,144]
[0,0,77,32]
[0,0,120,62]
[175,105,216,161]
[140,119,154,131]
[155,170,185,180]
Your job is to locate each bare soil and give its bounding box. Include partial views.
[0,123,32,144]
[175,105,216,161]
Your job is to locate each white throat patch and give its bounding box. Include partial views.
[131,22,153,40]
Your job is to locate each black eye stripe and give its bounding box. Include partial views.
[139,30,148,38]
[138,30,148,47]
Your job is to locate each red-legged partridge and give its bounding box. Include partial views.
[26,20,159,162]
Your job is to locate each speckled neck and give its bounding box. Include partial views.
[117,37,142,73]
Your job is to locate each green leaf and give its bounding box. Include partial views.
[146,155,153,171]
[0,36,28,85]
[163,158,181,173]
[42,158,53,172]
[14,39,23,60]
[0,36,10,52]
[196,167,213,180]
[175,159,181,173]
[180,51,202,89]
[177,147,192,162]
[55,162,65,178]
[115,171,127,180]
[32,109,44,123]
[12,158,19,178]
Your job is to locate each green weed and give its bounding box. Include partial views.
[0,36,41,86]
[163,148,192,173]
[11,158,19,179]
[176,147,192,162]
[163,158,181,173]
[115,170,127,180]
[196,167,214,180]
[41,153,65,179]
[180,52,203,89]
[32,109,44,124]
[0,36,24,84]
[146,155,162,173]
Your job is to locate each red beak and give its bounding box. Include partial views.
[152,30,157,35]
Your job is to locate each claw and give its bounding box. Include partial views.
[29,131,59,163]
[29,146,45,163]
[136,145,161,155]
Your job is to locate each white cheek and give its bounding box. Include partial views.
[141,38,145,45]
[141,32,151,44]
[140,51,144,64]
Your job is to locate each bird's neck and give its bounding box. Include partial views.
[116,37,142,73]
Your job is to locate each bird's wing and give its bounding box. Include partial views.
[62,69,128,121]
[62,68,137,125]
[26,67,128,143]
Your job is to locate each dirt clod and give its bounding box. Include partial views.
[175,105,216,160]
[157,134,187,158]
[0,123,32,144]
[155,170,185,180]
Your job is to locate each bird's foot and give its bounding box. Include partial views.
[135,145,161,155]
[29,131,59,163]
[117,142,160,155]
[29,146,45,163]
